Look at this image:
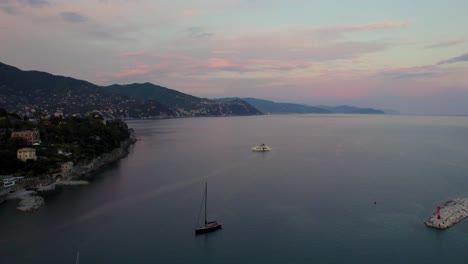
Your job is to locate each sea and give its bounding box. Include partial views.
[1,114,468,263]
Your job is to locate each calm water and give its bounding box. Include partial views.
[1,115,468,263]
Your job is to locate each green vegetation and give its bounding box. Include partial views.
[39,115,131,161]
[0,108,132,177]
[107,83,262,116]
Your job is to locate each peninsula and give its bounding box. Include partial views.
[0,108,136,212]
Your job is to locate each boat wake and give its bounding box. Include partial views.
[55,155,256,230]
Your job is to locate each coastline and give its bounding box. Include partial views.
[0,130,137,213]
[70,131,137,179]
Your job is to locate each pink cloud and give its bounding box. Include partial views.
[203,28,394,63]
[113,20,406,82]
[211,50,239,55]
[208,58,237,69]
[109,62,172,79]
[180,9,204,19]
[310,21,409,32]
[115,64,151,78]
[204,58,311,73]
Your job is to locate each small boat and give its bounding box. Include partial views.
[195,182,222,235]
[251,143,272,152]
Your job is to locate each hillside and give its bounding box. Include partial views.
[218,97,384,114]
[106,83,261,117]
[0,111,132,176]
[219,98,331,114]
[318,105,385,114]
[0,62,261,118]
[0,62,173,119]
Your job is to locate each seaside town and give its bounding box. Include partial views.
[0,108,135,212]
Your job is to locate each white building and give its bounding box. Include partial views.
[3,176,24,187]
[60,162,74,173]
[17,148,37,162]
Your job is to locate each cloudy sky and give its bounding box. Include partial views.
[1,0,468,114]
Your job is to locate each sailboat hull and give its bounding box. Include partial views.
[195,221,222,234]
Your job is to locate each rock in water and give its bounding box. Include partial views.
[17,195,44,212]
[6,190,45,212]
[425,199,468,230]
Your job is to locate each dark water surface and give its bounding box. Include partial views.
[1,115,468,263]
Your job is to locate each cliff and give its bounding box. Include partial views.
[70,131,137,179]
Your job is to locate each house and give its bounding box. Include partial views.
[17,148,37,162]
[58,149,72,157]
[11,130,40,145]
[55,162,74,179]
[60,162,74,173]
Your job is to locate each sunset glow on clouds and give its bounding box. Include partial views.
[1,0,468,114]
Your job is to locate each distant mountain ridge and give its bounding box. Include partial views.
[106,83,260,117]
[217,97,385,114]
[217,97,330,113]
[0,62,261,118]
[317,105,385,114]
[0,61,389,118]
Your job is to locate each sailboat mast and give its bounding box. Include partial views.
[204,182,207,225]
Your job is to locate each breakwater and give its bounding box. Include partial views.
[425,199,468,230]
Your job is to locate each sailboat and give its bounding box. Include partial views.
[195,182,222,234]
[251,143,272,152]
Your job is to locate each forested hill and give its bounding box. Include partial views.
[218,97,385,114]
[0,62,261,118]
[106,83,261,117]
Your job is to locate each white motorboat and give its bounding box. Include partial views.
[251,144,272,152]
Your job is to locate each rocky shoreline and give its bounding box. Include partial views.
[425,199,468,230]
[70,132,137,179]
[6,190,44,212]
[56,180,90,186]
[1,131,136,213]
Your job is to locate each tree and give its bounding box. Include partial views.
[6,137,24,152]
[0,108,7,117]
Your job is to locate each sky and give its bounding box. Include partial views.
[1,0,468,115]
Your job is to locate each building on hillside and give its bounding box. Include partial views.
[52,162,74,179]
[11,130,40,145]
[60,162,74,173]
[58,149,72,157]
[3,176,24,187]
[54,111,63,117]
[17,148,37,162]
